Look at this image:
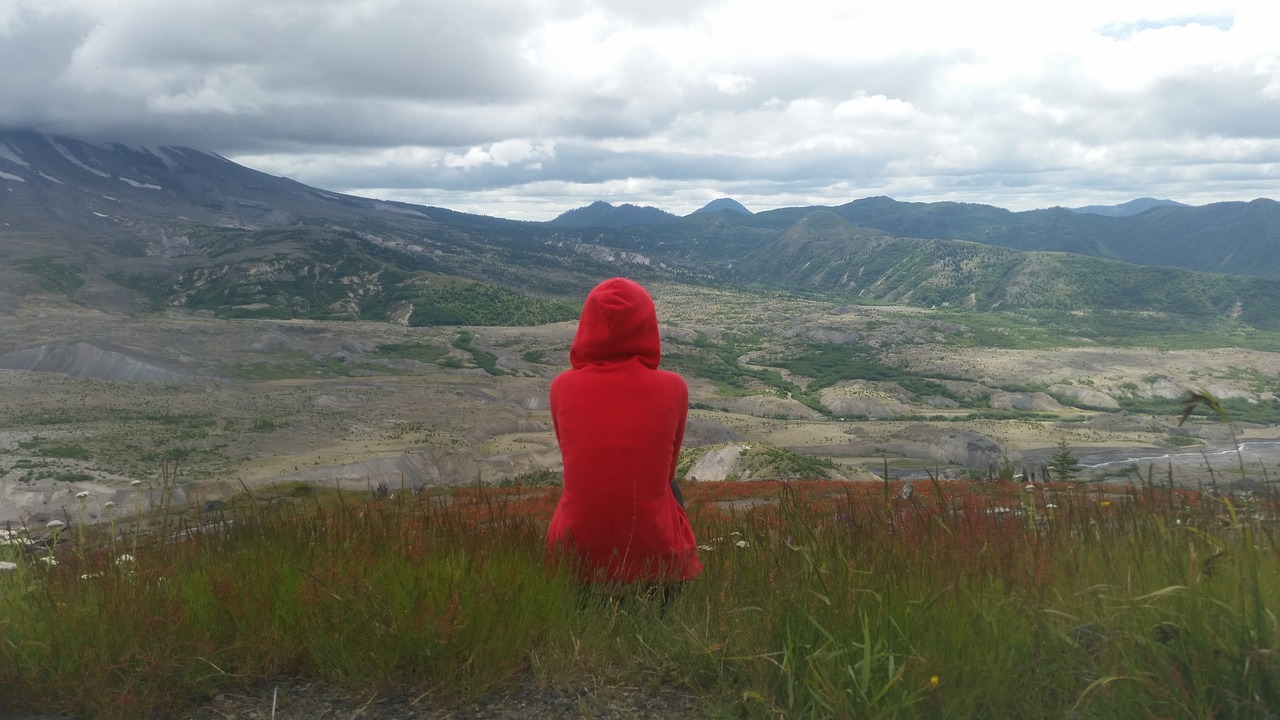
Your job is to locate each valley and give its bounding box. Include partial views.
[3,282,1278,526]
[2,130,1279,527]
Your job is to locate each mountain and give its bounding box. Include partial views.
[815,196,1280,278]
[731,211,1280,329]
[691,198,751,216]
[1069,197,1188,217]
[547,201,679,228]
[4,128,1280,330]
[0,130,628,323]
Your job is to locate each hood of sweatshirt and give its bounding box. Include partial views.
[568,278,661,370]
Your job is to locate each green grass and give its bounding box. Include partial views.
[452,331,504,376]
[1115,396,1280,426]
[374,342,450,364]
[13,257,85,295]
[19,441,92,461]
[2,474,1277,719]
[388,278,579,327]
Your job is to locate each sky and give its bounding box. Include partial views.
[2,0,1279,221]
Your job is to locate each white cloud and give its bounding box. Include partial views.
[709,73,754,95]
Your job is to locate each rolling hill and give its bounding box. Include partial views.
[3,128,1278,330]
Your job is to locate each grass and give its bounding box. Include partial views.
[2,472,1278,719]
[374,342,450,364]
[13,257,85,296]
[451,330,504,376]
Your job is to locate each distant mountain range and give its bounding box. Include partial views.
[3,128,1279,330]
[551,195,1174,225]
[549,201,679,228]
[548,197,752,227]
[1068,197,1188,217]
[692,198,752,216]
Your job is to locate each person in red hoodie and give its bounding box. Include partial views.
[546,277,703,587]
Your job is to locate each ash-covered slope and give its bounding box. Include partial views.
[0,129,378,232]
[0,130,611,322]
[0,341,196,382]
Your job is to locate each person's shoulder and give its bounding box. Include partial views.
[654,368,688,389]
[549,368,578,391]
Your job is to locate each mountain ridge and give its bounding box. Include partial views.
[4,128,1280,331]
[692,198,752,216]
[547,200,678,228]
[1069,197,1188,217]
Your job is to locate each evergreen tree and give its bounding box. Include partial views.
[1048,439,1081,482]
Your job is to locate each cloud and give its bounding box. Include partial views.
[1097,13,1234,40]
[1,0,1277,219]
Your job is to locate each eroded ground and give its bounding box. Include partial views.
[2,284,1278,524]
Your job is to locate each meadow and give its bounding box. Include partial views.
[2,463,1278,718]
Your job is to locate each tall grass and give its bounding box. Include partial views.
[2,475,1277,718]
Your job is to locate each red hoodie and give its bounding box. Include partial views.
[546,278,703,584]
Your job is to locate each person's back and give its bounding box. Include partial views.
[546,278,702,584]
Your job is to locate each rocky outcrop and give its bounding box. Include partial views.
[781,325,860,345]
[684,443,751,481]
[883,425,1015,469]
[683,417,745,447]
[1050,384,1119,409]
[684,442,849,481]
[715,396,823,419]
[988,391,1064,412]
[820,381,914,417]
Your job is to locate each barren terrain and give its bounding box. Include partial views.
[2,283,1278,525]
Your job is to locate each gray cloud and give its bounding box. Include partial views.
[1,0,1276,219]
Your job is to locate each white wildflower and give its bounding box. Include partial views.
[104,501,116,509]
[130,480,143,487]
[76,491,90,499]
[80,572,103,580]
[115,554,135,565]
[39,556,57,566]
[734,539,749,549]
[696,544,714,552]
[46,519,66,529]
[730,531,742,536]
[1024,484,1036,492]
[0,561,18,572]
[1045,503,1059,509]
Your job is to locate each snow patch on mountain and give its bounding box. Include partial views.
[48,137,111,178]
[120,177,161,190]
[0,143,29,167]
